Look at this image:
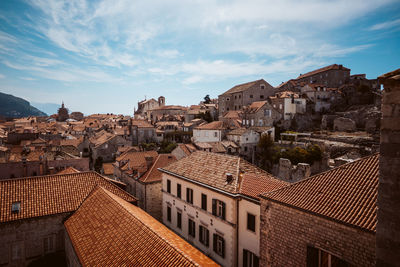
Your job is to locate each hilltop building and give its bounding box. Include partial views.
[57,102,69,122]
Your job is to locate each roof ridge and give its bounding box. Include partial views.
[100,188,202,266]
[260,153,379,198]
[140,154,160,183]
[0,170,97,182]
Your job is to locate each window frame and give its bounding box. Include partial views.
[177,184,181,199]
[186,188,193,204]
[247,213,256,232]
[199,225,210,247]
[243,249,259,267]
[177,211,182,229]
[166,179,171,193]
[213,233,225,258]
[188,218,196,238]
[201,193,207,211]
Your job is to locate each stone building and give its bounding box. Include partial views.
[241,100,281,127]
[130,119,156,145]
[295,64,350,88]
[0,172,136,266]
[57,102,69,122]
[64,187,217,266]
[69,111,84,121]
[159,151,288,267]
[134,96,165,120]
[268,91,306,120]
[218,79,276,117]
[259,154,378,266]
[376,68,400,267]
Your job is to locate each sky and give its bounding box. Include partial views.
[0,0,399,115]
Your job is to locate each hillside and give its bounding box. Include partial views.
[31,102,59,116]
[0,92,47,117]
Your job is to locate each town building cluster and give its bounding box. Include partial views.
[0,65,398,267]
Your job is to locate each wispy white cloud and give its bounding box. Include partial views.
[0,73,5,79]
[369,18,400,31]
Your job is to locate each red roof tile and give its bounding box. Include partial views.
[261,154,379,232]
[139,154,177,183]
[65,187,218,266]
[296,64,350,80]
[0,172,136,223]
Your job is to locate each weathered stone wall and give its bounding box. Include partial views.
[376,70,400,267]
[0,214,68,266]
[259,200,375,267]
[275,158,311,183]
[145,182,162,221]
[64,230,81,267]
[333,117,356,132]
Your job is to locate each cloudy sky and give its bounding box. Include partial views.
[0,0,399,115]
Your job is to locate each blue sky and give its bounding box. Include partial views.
[0,0,399,115]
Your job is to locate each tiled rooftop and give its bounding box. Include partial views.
[139,154,177,183]
[239,173,288,200]
[261,154,379,232]
[296,64,350,80]
[0,172,136,223]
[65,187,218,266]
[221,79,272,95]
[161,151,281,196]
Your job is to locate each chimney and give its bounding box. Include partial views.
[376,68,400,267]
[226,173,233,183]
[145,156,154,168]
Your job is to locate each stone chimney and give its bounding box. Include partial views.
[376,68,400,267]
[145,156,154,168]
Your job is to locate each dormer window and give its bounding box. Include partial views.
[12,202,21,213]
[261,84,265,89]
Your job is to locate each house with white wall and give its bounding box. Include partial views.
[269,91,306,120]
[159,151,288,267]
[193,121,228,143]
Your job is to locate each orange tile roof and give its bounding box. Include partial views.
[0,172,136,223]
[221,79,272,95]
[131,119,154,128]
[116,150,158,173]
[239,173,288,200]
[139,154,177,183]
[56,167,80,174]
[65,187,218,266]
[102,163,115,175]
[261,154,379,232]
[161,151,281,196]
[296,64,350,80]
[195,121,226,130]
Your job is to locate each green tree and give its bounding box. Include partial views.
[257,134,277,171]
[204,94,211,104]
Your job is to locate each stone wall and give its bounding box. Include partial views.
[333,117,356,132]
[64,229,81,267]
[272,158,311,183]
[0,214,68,266]
[259,200,375,267]
[145,182,163,221]
[376,69,400,267]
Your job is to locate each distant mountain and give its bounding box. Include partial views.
[0,92,47,117]
[31,102,59,116]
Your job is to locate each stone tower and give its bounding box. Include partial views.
[57,101,69,122]
[376,69,400,267]
[158,96,165,107]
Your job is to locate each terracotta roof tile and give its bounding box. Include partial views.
[65,187,218,266]
[56,167,80,174]
[261,154,379,232]
[195,121,226,130]
[161,151,277,195]
[102,163,115,175]
[221,79,273,95]
[139,154,177,183]
[296,64,350,80]
[239,173,288,200]
[0,172,136,223]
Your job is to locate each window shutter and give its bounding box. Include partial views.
[222,201,226,220]
[306,246,319,267]
[186,188,189,202]
[199,226,203,242]
[206,229,209,246]
[221,237,225,258]
[212,199,216,216]
[254,255,259,267]
[243,249,248,267]
[213,234,217,253]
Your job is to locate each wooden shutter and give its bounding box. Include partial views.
[199,226,203,243]
[221,236,225,258]
[213,234,217,253]
[243,249,248,267]
[206,229,209,246]
[186,188,190,202]
[222,201,226,220]
[306,246,319,267]
[212,199,216,216]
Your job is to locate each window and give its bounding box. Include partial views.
[247,213,256,232]
[188,219,196,237]
[167,206,171,222]
[177,184,181,198]
[167,179,171,193]
[261,84,265,89]
[201,194,207,210]
[260,95,264,99]
[212,199,226,220]
[213,233,225,258]
[226,97,230,101]
[250,95,253,98]
[186,188,193,204]
[43,236,54,254]
[11,243,23,261]
[11,202,21,213]
[307,246,349,267]
[244,146,248,152]
[243,249,259,267]
[239,95,241,99]
[177,211,182,229]
[279,104,283,110]
[199,225,209,246]
[214,132,218,137]
[235,95,237,99]
[264,109,271,117]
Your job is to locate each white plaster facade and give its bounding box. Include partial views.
[161,172,261,267]
[283,98,306,120]
[193,129,223,143]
